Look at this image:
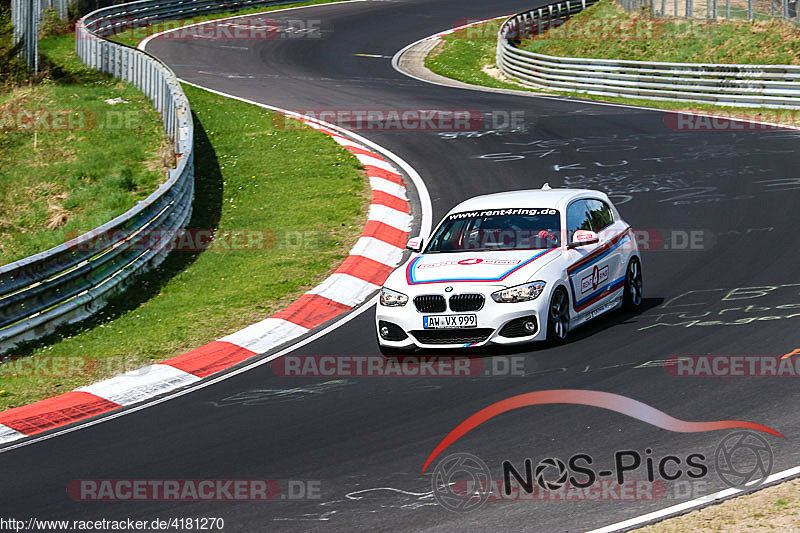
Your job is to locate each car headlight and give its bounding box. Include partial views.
[491,281,547,303]
[380,287,409,307]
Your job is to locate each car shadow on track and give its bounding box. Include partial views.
[401,297,664,359]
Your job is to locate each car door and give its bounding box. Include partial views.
[564,199,624,319]
[585,198,628,305]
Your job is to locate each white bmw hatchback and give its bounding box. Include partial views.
[375,186,643,353]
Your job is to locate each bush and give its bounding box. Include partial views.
[39,8,68,38]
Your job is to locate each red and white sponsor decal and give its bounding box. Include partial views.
[67,479,281,501]
[581,265,609,294]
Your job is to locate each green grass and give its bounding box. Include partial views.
[521,0,800,65]
[0,83,368,410]
[520,0,800,64]
[0,35,169,264]
[424,5,800,124]
[425,29,525,91]
[0,0,371,410]
[109,0,353,48]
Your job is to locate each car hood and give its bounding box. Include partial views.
[399,249,560,288]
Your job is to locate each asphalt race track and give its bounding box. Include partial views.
[3,0,800,530]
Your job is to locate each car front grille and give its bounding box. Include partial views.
[410,328,494,345]
[414,295,446,313]
[449,294,485,312]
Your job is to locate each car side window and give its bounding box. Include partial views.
[585,199,614,232]
[566,200,593,242]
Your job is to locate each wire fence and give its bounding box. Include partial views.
[619,0,799,23]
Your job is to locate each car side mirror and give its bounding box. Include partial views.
[406,237,424,253]
[569,230,599,248]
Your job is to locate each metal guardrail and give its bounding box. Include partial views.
[80,0,307,37]
[0,2,196,353]
[496,0,800,108]
[0,0,318,353]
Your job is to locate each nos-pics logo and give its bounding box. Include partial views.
[431,430,774,513]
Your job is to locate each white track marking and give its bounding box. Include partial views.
[0,425,26,444]
[308,274,381,307]
[0,0,432,450]
[348,237,405,266]
[219,318,311,354]
[77,364,201,406]
[330,135,365,149]
[586,465,800,532]
[0,295,380,454]
[367,204,413,231]
[355,153,398,172]
[346,487,433,500]
[369,177,408,199]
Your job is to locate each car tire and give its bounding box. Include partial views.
[546,287,570,345]
[622,257,643,311]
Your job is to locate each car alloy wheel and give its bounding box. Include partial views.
[547,288,570,344]
[623,258,643,310]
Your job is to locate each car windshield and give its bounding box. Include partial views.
[425,208,562,253]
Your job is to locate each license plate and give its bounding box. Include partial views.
[423,314,477,329]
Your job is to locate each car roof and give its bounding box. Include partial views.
[447,188,608,214]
